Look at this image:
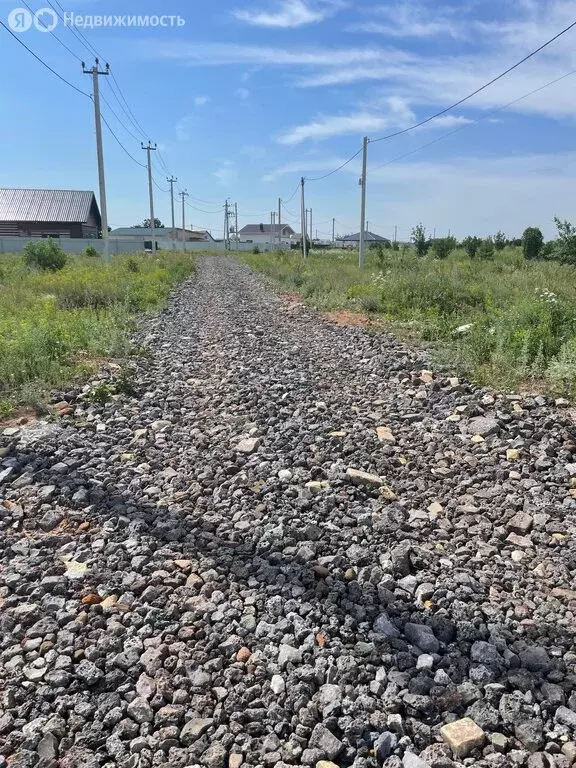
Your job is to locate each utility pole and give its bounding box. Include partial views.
[332,218,335,244]
[309,208,313,246]
[359,135,368,268]
[224,200,230,250]
[167,176,177,247]
[270,212,276,250]
[300,177,307,259]
[278,197,282,249]
[179,190,188,250]
[82,59,110,263]
[235,203,238,251]
[394,225,397,245]
[141,142,157,252]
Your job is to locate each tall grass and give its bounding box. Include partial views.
[240,248,576,395]
[0,252,195,413]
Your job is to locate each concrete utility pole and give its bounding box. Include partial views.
[179,190,188,250]
[309,209,313,246]
[332,218,335,244]
[83,59,110,263]
[167,176,177,247]
[141,142,157,252]
[224,200,230,250]
[300,177,307,259]
[278,197,282,249]
[394,225,397,245]
[271,212,276,249]
[359,135,368,268]
[235,202,238,251]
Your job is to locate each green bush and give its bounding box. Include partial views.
[462,236,482,259]
[522,227,544,260]
[252,245,260,254]
[85,245,99,258]
[494,231,507,251]
[432,237,456,260]
[24,239,67,271]
[411,223,431,258]
[554,217,576,265]
[477,238,495,260]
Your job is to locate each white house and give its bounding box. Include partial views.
[238,223,296,246]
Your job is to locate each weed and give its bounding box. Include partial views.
[24,239,67,271]
[85,245,99,258]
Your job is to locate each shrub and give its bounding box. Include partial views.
[477,238,495,260]
[522,227,544,260]
[372,242,386,268]
[126,258,139,273]
[540,241,557,260]
[554,217,576,265]
[462,236,482,259]
[432,237,456,260]
[494,231,506,251]
[252,245,260,254]
[85,245,99,258]
[411,223,431,258]
[24,239,67,271]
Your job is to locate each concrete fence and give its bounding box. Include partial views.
[0,237,280,255]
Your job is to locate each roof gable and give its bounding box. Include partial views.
[239,224,295,235]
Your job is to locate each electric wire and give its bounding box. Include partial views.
[0,20,90,97]
[100,112,147,167]
[369,67,576,173]
[306,147,363,182]
[370,19,576,144]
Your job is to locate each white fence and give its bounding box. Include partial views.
[0,237,281,255]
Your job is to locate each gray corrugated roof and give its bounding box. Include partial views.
[338,231,390,242]
[239,224,295,235]
[0,188,97,223]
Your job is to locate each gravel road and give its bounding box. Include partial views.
[3,255,576,768]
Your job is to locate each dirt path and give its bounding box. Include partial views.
[2,255,576,768]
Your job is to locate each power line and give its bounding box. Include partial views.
[282,180,301,204]
[371,19,576,144]
[306,147,363,182]
[100,112,147,167]
[185,200,225,215]
[109,71,149,139]
[99,93,143,142]
[21,0,83,61]
[0,20,90,98]
[369,67,576,173]
[50,0,102,59]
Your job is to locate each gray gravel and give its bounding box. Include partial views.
[2,255,576,768]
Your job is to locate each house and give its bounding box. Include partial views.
[0,188,101,238]
[337,231,391,248]
[110,227,215,247]
[238,223,296,246]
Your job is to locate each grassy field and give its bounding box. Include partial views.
[0,251,195,415]
[240,247,576,396]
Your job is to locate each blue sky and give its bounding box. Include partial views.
[1,0,576,238]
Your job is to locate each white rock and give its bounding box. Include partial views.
[270,674,286,694]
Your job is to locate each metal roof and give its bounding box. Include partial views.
[338,231,390,242]
[0,188,98,223]
[111,227,213,240]
[239,224,295,235]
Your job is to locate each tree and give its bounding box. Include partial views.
[554,217,576,264]
[494,231,506,251]
[522,227,544,260]
[462,235,482,259]
[477,237,495,260]
[135,218,164,229]
[411,223,431,257]
[432,236,456,260]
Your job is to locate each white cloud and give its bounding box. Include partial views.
[213,160,238,185]
[175,115,195,141]
[233,0,326,28]
[194,95,210,106]
[349,1,463,39]
[278,113,394,144]
[262,156,352,181]
[235,87,250,100]
[276,100,473,145]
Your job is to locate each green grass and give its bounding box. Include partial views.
[240,247,576,396]
[0,251,196,413]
